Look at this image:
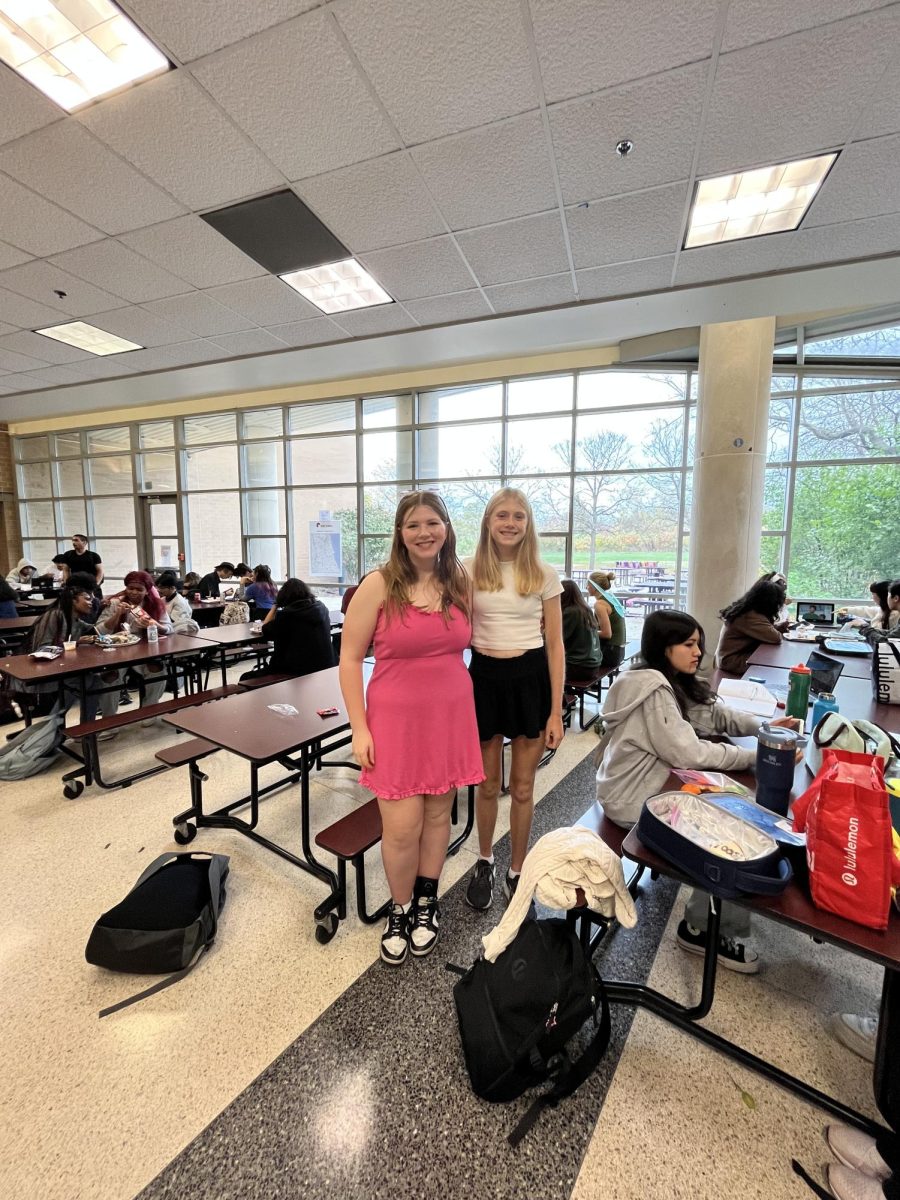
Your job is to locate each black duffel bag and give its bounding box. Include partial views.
[86,852,229,1017]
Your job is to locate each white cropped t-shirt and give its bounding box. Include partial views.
[464,558,562,651]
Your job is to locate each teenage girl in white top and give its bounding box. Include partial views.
[464,488,565,910]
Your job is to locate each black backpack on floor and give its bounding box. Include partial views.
[86,852,229,1018]
[451,918,610,1145]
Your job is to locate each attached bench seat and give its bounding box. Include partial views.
[567,802,648,956]
[237,673,295,691]
[314,799,389,926]
[66,684,240,740]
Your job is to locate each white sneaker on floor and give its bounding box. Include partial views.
[827,1163,887,1200]
[97,728,118,742]
[826,1125,891,1181]
[141,716,161,728]
[831,1014,877,1063]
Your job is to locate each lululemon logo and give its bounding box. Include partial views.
[842,872,857,887]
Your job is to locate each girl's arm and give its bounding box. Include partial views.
[689,698,763,739]
[593,597,612,640]
[647,690,757,772]
[338,572,384,770]
[542,594,565,749]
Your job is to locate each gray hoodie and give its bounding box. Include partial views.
[595,668,762,827]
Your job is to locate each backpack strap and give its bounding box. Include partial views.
[790,1159,832,1199]
[99,944,211,1019]
[508,972,611,1148]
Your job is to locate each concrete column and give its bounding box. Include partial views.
[688,317,775,653]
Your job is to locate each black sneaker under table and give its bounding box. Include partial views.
[380,903,410,966]
[409,894,440,957]
[465,859,495,910]
[675,919,760,975]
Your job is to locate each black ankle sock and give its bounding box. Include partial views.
[414,875,439,900]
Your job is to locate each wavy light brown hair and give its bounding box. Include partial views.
[471,487,546,596]
[381,490,469,623]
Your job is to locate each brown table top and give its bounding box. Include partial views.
[0,632,211,683]
[191,599,225,610]
[749,639,873,678]
[743,663,898,733]
[15,597,55,610]
[162,666,347,762]
[621,825,900,970]
[0,615,39,632]
[192,622,266,646]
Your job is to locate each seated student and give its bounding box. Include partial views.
[155,573,199,634]
[839,579,899,631]
[559,580,603,698]
[232,563,253,600]
[714,577,789,675]
[183,571,201,595]
[100,571,174,722]
[0,578,19,618]
[197,562,235,599]
[239,578,335,682]
[587,570,628,672]
[244,564,277,618]
[595,609,801,973]
[5,557,37,590]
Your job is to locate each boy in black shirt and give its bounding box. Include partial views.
[60,535,103,593]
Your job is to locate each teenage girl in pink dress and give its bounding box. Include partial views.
[339,491,484,966]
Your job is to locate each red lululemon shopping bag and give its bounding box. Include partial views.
[793,748,900,930]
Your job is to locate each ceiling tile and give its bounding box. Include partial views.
[141,292,253,337]
[698,9,899,174]
[483,273,576,313]
[804,133,900,226]
[0,322,17,336]
[120,217,266,289]
[79,72,283,211]
[531,0,719,103]
[209,329,290,355]
[357,237,474,300]
[127,0,321,61]
[191,8,400,179]
[0,374,47,392]
[205,276,321,325]
[20,364,86,387]
[64,356,139,380]
[550,64,706,204]
[0,347,48,373]
[0,120,184,235]
[673,235,788,286]
[0,173,102,257]
[0,287,68,330]
[50,240,191,304]
[456,212,570,285]
[0,330,91,365]
[403,291,493,325]
[856,56,900,139]
[566,183,688,269]
[411,111,557,230]
[294,153,446,252]
[86,306,188,348]
[0,69,60,147]
[0,242,33,270]
[335,0,536,143]
[721,0,895,51]
[329,304,418,337]
[779,212,900,271]
[120,341,227,372]
[0,260,124,318]
[577,255,676,300]
[264,318,350,346]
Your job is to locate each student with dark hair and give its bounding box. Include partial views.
[5,557,37,590]
[840,579,899,632]
[240,578,334,682]
[596,609,801,973]
[244,564,277,617]
[197,562,235,598]
[59,534,103,591]
[0,578,17,618]
[714,577,789,675]
[559,579,602,691]
[155,573,198,633]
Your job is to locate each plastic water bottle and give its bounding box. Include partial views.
[146,623,159,650]
[810,691,838,732]
[786,663,812,720]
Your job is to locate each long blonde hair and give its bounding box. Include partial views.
[381,490,470,623]
[471,487,546,595]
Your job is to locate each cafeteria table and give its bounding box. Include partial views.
[740,662,899,734]
[749,637,874,679]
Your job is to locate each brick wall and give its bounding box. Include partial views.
[0,424,23,576]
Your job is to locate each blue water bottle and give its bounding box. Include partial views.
[810,692,838,732]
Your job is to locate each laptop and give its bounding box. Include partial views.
[805,649,844,696]
[796,600,836,626]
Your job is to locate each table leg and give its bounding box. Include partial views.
[875,966,899,1131]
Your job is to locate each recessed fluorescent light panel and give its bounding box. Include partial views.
[0,0,169,112]
[684,153,838,249]
[281,259,394,314]
[36,321,142,355]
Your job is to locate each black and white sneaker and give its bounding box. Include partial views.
[465,859,495,910]
[409,894,440,957]
[503,870,520,902]
[380,903,410,966]
[676,919,760,974]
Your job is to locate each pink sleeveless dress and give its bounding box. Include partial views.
[360,604,485,800]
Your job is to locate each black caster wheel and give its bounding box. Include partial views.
[63,780,85,799]
[315,914,338,944]
[173,822,197,845]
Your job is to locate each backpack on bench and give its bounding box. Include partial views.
[450,918,610,1146]
[86,852,229,1017]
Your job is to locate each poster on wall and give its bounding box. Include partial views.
[308,515,342,578]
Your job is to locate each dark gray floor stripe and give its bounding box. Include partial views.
[137,753,679,1200]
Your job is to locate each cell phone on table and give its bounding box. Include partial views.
[317,706,340,718]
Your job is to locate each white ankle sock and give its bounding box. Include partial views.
[479,855,494,865]
[507,869,520,880]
